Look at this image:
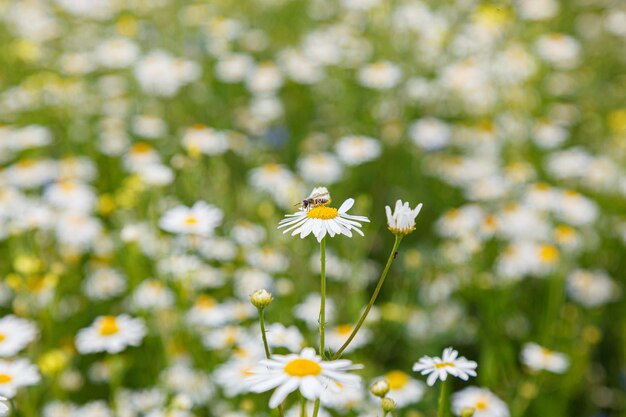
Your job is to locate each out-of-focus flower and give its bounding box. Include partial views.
[382,370,425,408]
[335,135,382,166]
[452,387,510,417]
[358,61,402,90]
[0,359,40,398]
[159,202,223,236]
[520,343,569,373]
[246,347,362,408]
[75,315,147,354]
[566,269,618,308]
[412,347,478,386]
[0,316,38,357]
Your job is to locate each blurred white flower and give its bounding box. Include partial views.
[160,202,223,236]
[452,386,510,417]
[0,359,41,398]
[75,315,147,354]
[520,343,569,373]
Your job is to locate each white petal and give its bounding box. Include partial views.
[338,198,354,213]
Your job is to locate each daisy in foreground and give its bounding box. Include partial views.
[278,187,369,242]
[75,315,147,354]
[412,347,478,386]
[246,347,363,408]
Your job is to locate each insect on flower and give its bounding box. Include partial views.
[296,187,332,211]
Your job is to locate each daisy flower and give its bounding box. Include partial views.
[159,201,223,236]
[0,315,38,357]
[75,315,147,354]
[246,347,362,408]
[0,359,41,398]
[412,347,478,386]
[385,200,423,235]
[520,343,569,374]
[278,188,369,242]
[452,387,510,417]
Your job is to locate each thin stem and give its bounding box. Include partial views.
[257,308,285,417]
[312,399,321,417]
[258,309,271,359]
[319,237,327,357]
[331,235,403,359]
[437,379,449,417]
[300,395,307,417]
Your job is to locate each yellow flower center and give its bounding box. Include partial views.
[0,333,5,343]
[306,206,338,220]
[284,358,322,377]
[99,316,120,336]
[539,244,559,263]
[475,400,488,410]
[0,374,12,384]
[434,362,455,369]
[131,143,152,154]
[385,371,409,389]
[197,295,216,308]
[386,370,409,389]
[185,216,198,225]
[336,324,352,336]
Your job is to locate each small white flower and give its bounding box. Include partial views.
[0,359,40,398]
[412,347,478,386]
[159,201,223,236]
[452,386,510,417]
[246,347,362,408]
[381,370,425,408]
[0,315,38,357]
[520,343,569,374]
[386,200,423,235]
[75,315,147,354]
[278,188,369,242]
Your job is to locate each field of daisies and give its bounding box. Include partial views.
[1,0,626,416]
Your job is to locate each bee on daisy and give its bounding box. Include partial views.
[246,347,363,409]
[278,187,369,242]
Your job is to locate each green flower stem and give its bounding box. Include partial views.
[438,379,449,417]
[257,308,285,417]
[312,238,327,417]
[300,394,307,417]
[319,237,327,357]
[312,400,321,417]
[331,235,403,360]
[258,308,271,359]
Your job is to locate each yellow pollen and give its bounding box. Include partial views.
[197,295,216,308]
[306,206,338,220]
[336,324,352,336]
[0,374,12,384]
[60,181,75,191]
[434,362,455,369]
[98,316,120,336]
[475,400,488,410]
[185,216,198,225]
[131,143,152,154]
[539,245,559,263]
[386,370,409,389]
[284,358,322,377]
[0,333,5,343]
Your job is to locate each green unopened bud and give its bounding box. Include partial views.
[381,397,396,412]
[250,289,273,309]
[460,407,476,417]
[370,379,390,398]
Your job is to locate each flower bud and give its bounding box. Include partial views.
[370,379,390,398]
[381,397,396,412]
[250,289,273,309]
[460,407,476,417]
[385,200,423,236]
